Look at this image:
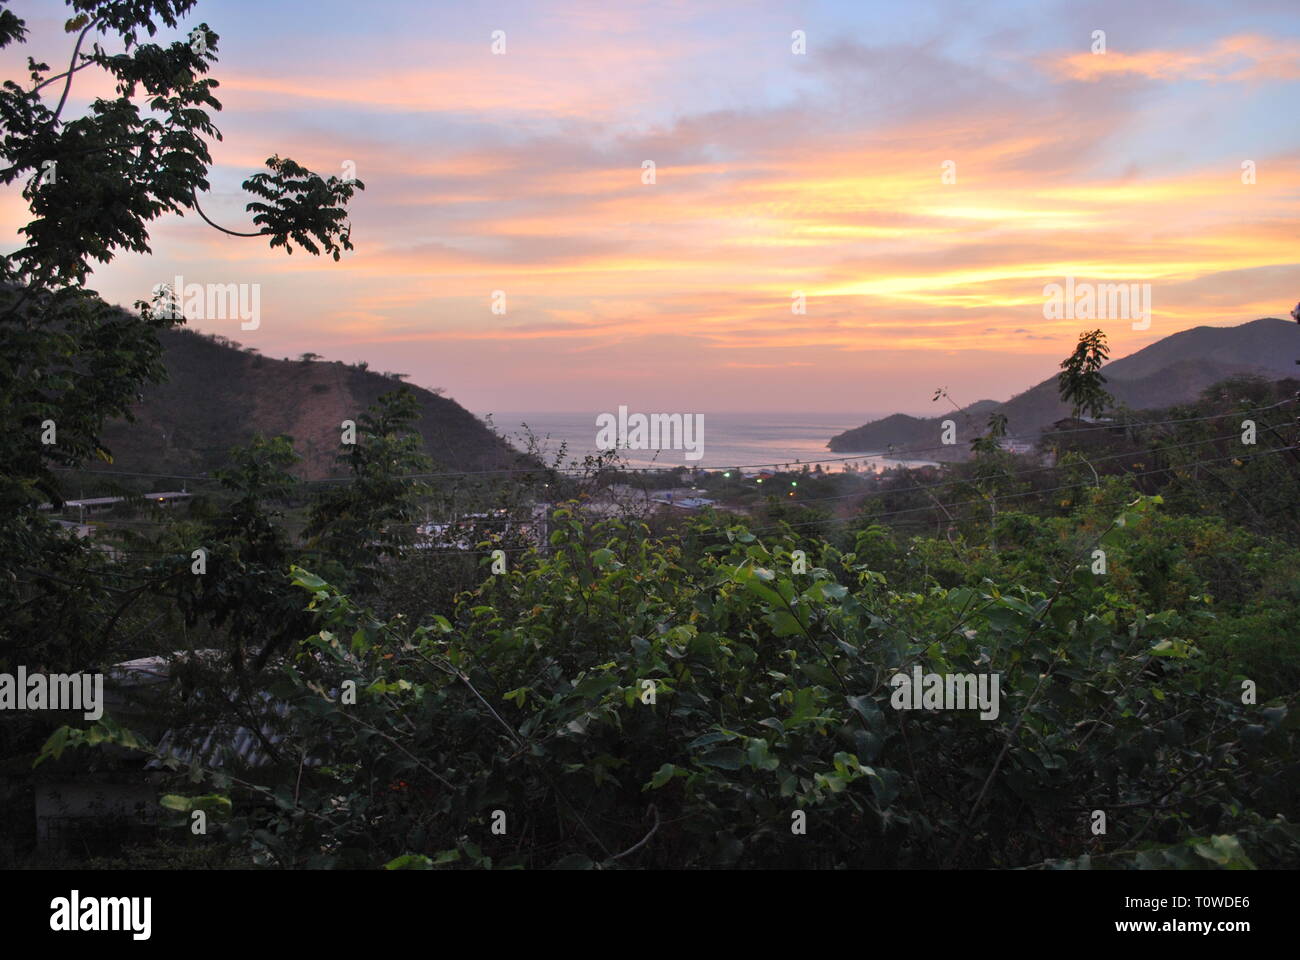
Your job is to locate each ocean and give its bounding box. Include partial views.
[480,411,937,472]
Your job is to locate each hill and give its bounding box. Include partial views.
[829,317,1296,457]
[97,327,526,479]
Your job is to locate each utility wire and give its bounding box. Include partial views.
[100,423,1271,520]
[98,444,1298,558]
[739,446,1297,537]
[50,398,1297,486]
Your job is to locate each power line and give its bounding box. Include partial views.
[52,427,1297,536]
[498,427,1284,522]
[1035,396,1296,438]
[373,444,1300,551]
[49,397,1297,486]
[738,446,1298,536]
[761,427,1286,510]
[82,445,1298,562]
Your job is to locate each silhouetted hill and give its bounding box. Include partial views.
[962,400,1001,417]
[1104,318,1295,380]
[829,318,1296,457]
[98,327,526,478]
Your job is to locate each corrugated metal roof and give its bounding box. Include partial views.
[109,651,301,770]
[150,692,293,770]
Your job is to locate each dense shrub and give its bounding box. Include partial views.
[44,496,1300,869]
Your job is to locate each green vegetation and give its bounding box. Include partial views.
[92,327,524,479]
[1058,328,1113,420]
[32,477,1300,869]
[20,382,1300,867]
[2,1,1297,871]
[829,316,1299,456]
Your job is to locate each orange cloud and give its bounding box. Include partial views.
[1048,34,1300,83]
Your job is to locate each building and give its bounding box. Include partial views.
[32,650,294,857]
[651,495,716,510]
[998,439,1035,455]
[38,491,193,517]
[51,519,94,538]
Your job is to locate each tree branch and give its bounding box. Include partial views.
[605,804,659,864]
[191,188,264,238]
[50,22,96,126]
[32,58,95,98]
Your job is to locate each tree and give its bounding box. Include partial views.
[1058,329,1113,420]
[172,434,311,673]
[0,1,361,666]
[1,1,362,513]
[41,502,1300,869]
[303,388,434,594]
[971,411,1009,455]
[1200,373,1271,406]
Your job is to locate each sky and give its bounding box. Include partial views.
[3,0,1299,414]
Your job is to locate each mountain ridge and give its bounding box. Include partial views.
[828,318,1296,457]
[97,327,524,480]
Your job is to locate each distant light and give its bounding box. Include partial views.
[756,479,763,483]
[723,472,731,478]
[791,481,797,486]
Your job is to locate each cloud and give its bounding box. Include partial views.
[4,0,1297,412]
[1046,34,1300,84]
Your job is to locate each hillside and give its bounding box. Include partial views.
[98,328,527,479]
[829,317,1296,457]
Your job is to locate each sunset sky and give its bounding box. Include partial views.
[4,0,1299,414]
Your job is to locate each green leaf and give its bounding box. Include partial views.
[818,773,847,793]
[1191,835,1256,870]
[769,610,804,637]
[846,695,881,726]
[746,738,780,771]
[191,794,233,816]
[649,763,678,789]
[798,662,837,686]
[821,582,849,601]
[162,793,231,816]
[687,731,736,749]
[36,726,72,766]
[385,854,434,870]
[291,568,329,591]
[735,567,784,607]
[572,674,619,699]
[699,747,745,770]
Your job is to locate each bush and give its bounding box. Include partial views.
[43,498,1300,869]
